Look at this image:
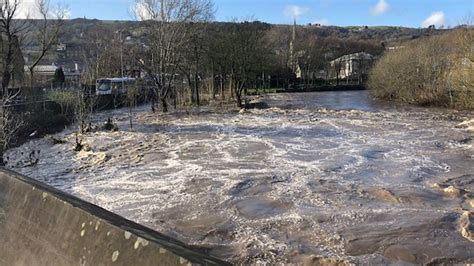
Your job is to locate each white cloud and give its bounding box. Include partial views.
[284,5,310,19]
[134,2,149,20]
[60,9,71,19]
[421,11,446,28]
[369,0,390,16]
[313,19,329,26]
[13,0,70,19]
[16,0,41,19]
[133,1,155,21]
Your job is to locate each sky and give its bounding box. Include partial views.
[17,0,474,28]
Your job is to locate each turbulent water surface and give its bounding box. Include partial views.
[6,91,474,264]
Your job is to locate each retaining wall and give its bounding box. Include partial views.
[0,169,228,266]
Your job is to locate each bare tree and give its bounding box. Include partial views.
[134,0,214,112]
[26,0,67,87]
[205,20,270,108]
[206,25,233,101]
[0,91,23,165]
[181,25,205,106]
[81,26,124,85]
[74,89,93,134]
[229,21,270,108]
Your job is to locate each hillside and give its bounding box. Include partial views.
[39,19,451,56]
[20,18,455,83]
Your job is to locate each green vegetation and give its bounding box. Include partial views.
[48,90,77,115]
[48,89,95,133]
[53,67,66,85]
[368,29,474,110]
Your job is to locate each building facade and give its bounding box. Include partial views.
[330,52,375,82]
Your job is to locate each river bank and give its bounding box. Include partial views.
[4,91,474,264]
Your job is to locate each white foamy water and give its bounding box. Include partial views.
[5,92,474,264]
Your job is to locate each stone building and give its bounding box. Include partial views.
[330,52,375,82]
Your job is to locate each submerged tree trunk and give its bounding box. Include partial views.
[236,94,242,108]
[173,90,177,109]
[229,75,233,100]
[29,69,35,88]
[211,63,216,100]
[151,89,156,113]
[2,71,10,94]
[161,98,168,113]
[129,105,133,130]
[235,82,245,108]
[194,72,200,106]
[220,69,225,101]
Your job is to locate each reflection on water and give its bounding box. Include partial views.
[5,91,474,264]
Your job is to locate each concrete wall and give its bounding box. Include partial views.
[0,169,228,266]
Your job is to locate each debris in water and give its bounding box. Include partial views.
[460,211,473,242]
[302,255,349,266]
[29,130,39,138]
[457,119,474,132]
[443,186,462,197]
[103,117,119,131]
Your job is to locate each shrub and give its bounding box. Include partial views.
[368,29,474,109]
[48,90,78,115]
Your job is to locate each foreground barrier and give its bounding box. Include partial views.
[0,169,228,265]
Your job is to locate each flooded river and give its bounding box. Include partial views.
[6,91,474,264]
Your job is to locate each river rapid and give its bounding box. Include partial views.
[5,91,474,264]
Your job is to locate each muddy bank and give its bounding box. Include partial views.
[5,92,474,264]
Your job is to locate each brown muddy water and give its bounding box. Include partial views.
[5,91,474,264]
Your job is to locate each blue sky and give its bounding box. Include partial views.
[27,0,474,27]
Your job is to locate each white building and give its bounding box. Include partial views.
[330,52,375,80]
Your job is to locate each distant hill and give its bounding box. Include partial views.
[57,19,447,44]
[21,18,454,74]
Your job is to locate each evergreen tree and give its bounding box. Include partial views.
[53,67,66,85]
